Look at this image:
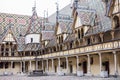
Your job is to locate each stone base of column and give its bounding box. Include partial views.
[113,71,118,78]
[57,71,65,76]
[85,72,92,76]
[77,71,83,77]
[100,71,108,78]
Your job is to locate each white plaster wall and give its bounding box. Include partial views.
[25,34,40,44]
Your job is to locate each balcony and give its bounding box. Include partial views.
[0,39,120,61]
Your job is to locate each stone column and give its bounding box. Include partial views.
[87,54,91,76]
[42,60,44,70]
[66,57,69,74]
[23,61,25,73]
[29,61,32,72]
[113,51,118,76]
[20,61,22,73]
[35,60,38,70]
[51,59,54,72]
[76,56,79,71]
[58,58,61,72]
[46,59,48,72]
[98,53,102,73]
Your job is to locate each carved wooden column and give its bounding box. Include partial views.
[111,31,115,40]
[100,33,104,42]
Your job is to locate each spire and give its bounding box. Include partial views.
[46,9,48,22]
[32,0,36,13]
[74,0,78,9]
[26,1,42,34]
[56,1,59,23]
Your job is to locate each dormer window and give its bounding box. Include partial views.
[113,16,119,29]
[31,38,33,43]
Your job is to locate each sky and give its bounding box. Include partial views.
[0,0,71,17]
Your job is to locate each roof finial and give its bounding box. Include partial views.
[74,0,78,9]
[46,9,48,22]
[32,0,36,13]
[56,0,59,23]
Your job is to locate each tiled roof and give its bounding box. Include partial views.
[46,38,57,47]
[77,0,112,36]
[41,31,55,41]
[77,9,96,26]
[17,37,25,51]
[26,10,43,34]
[0,25,18,43]
[24,43,41,51]
[44,22,55,31]
[64,33,76,42]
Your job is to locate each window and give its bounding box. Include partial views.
[11,52,14,56]
[5,53,9,56]
[60,45,62,51]
[87,38,91,45]
[78,29,80,39]
[81,28,84,38]
[70,41,73,49]
[31,38,33,43]
[61,36,63,43]
[113,16,119,29]
[53,47,56,52]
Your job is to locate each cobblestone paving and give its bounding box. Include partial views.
[0,76,119,80]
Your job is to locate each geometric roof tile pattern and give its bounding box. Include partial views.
[41,31,55,41]
[77,0,112,35]
[26,6,43,34]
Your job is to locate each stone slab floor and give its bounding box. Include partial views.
[0,76,119,80]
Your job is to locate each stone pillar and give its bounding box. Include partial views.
[23,61,25,73]
[76,56,79,71]
[51,59,54,72]
[20,61,22,73]
[42,60,44,70]
[98,53,102,73]
[113,51,118,76]
[29,61,32,72]
[87,54,91,76]
[46,59,48,72]
[66,57,69,73]
[35,60,38,70]
[58,58,61,72]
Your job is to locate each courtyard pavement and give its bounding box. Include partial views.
[0,75,120,80]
